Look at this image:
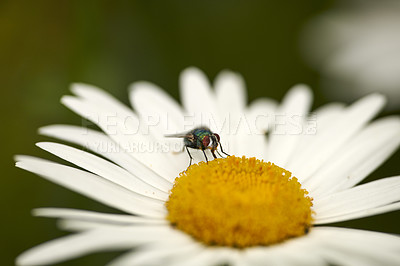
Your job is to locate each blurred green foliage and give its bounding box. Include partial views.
[1,1,398,265]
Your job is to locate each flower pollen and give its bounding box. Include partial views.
[166,156,313,248]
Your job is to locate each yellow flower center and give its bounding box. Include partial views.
[166,156,313,248]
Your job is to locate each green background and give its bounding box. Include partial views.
[1,1,399,265]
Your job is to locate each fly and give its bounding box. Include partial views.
[165,126,230,167]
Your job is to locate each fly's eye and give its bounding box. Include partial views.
[214,133,220,142]
[202,135,210,147]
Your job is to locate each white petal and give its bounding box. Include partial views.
[319,246,399,266]
[266,84,313,167]
[39,125,172,191]
[314,202,400,224]
[291,93,386,182]
[243,98,278,159]
[172,248,239,266]
[16,226,176,266]
[314,176,400,219]
[57,217,166,232]
[243,237,327,266]
[128,81,188,170]
[239,133,268,159]
[36,142,168,201]
[70,83,133,115]
[306,116,400,195]
[311,227,400,266]
[33,208,166,225]
[61,95,180,181]
[57,219,125,231]
[247,97,279,133]
[37,142,168,201]
[215,70,247,111]
[179,67,220,131]
[312,227,400,251]
[308,102,345,131]
[72,83,185,174]
[287,102,345,165]
[128,81,186,136]
[35,208,162,232]
[15,156,166,218]
[214,70,247,156]
[130,81,185,133]
[107,241,201,266]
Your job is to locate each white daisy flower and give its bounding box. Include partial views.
[301,1,400,110]
[16,67,400,266]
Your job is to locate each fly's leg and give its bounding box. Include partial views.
[218,141,230,156]
[216,150,225,158]
[202,149,209,164]
[186,146,194,167]
[211,149,217,159]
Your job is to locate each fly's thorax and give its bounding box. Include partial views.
[193,129,212,149]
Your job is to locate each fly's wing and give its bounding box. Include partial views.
[164,133,191,138]
[164,132,192,154]
[165,132,197,149]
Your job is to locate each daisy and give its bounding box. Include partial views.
[16,67,400,265]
